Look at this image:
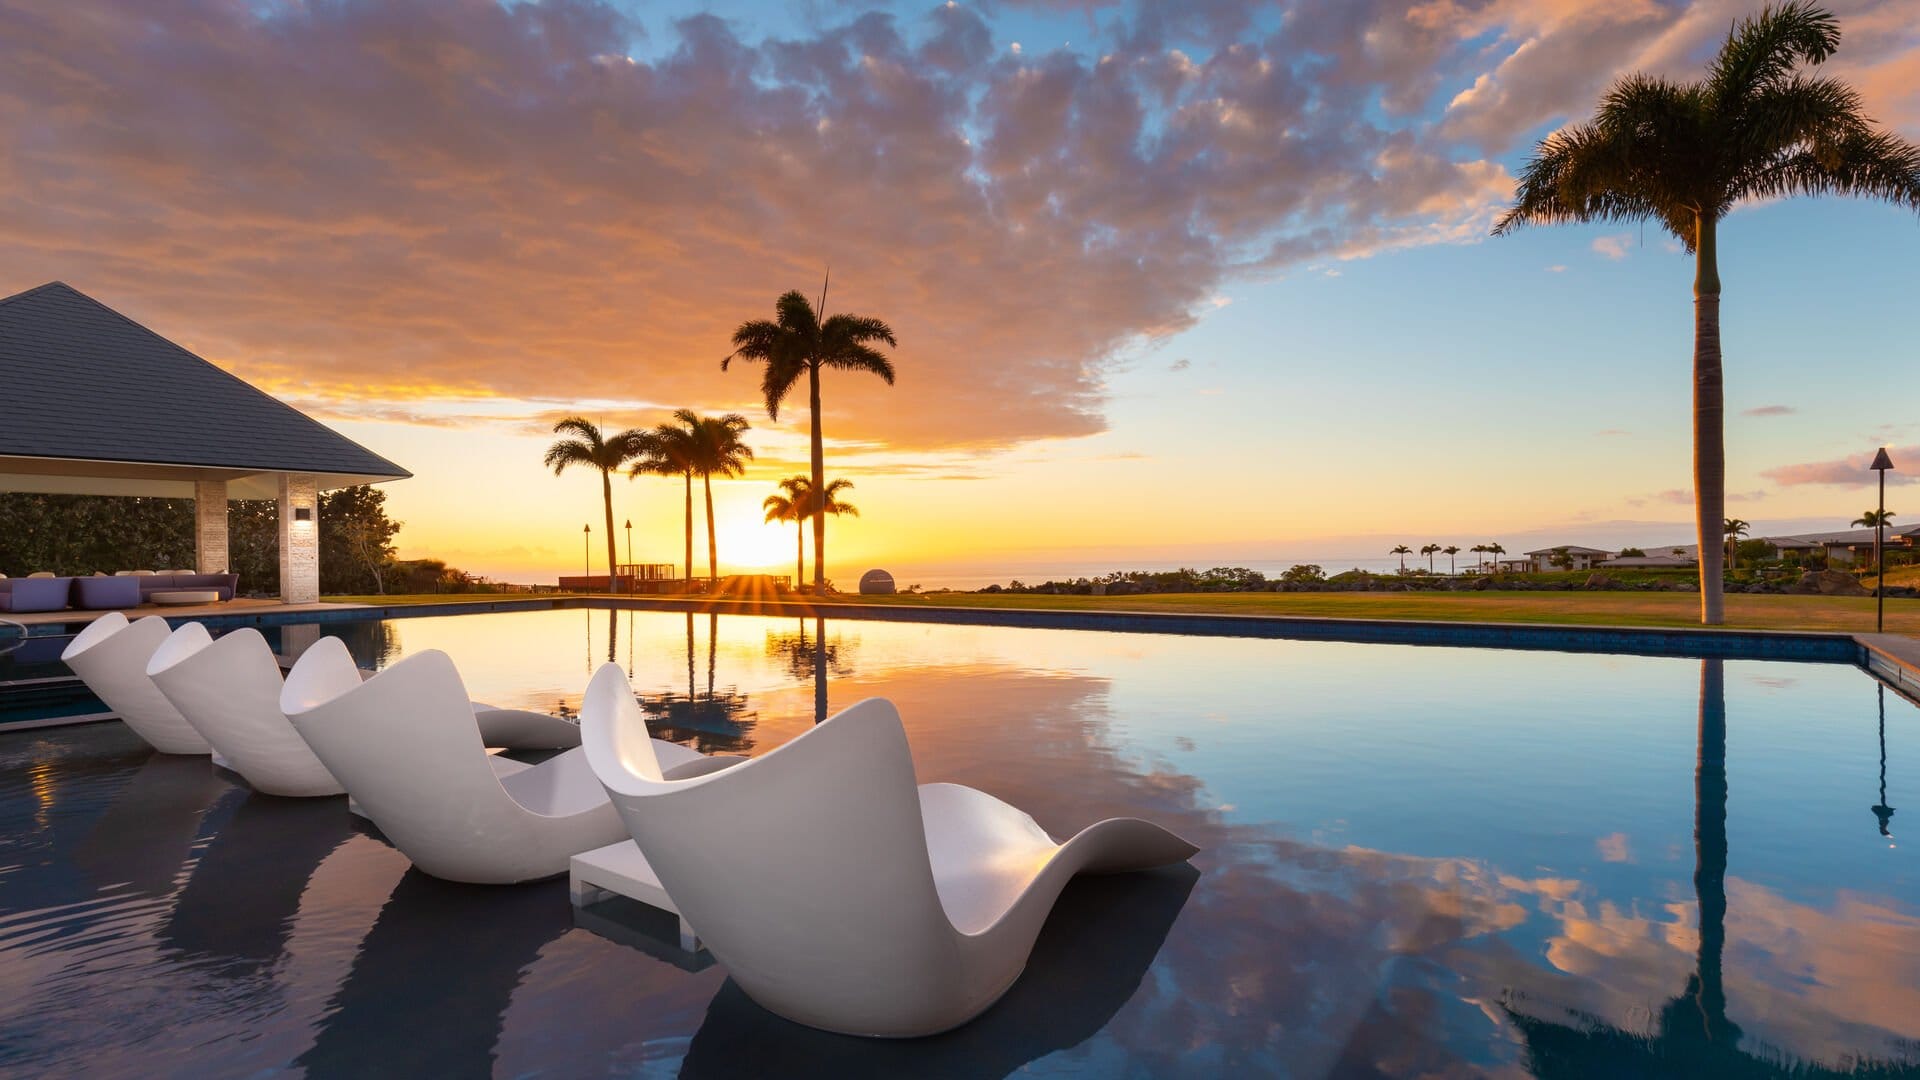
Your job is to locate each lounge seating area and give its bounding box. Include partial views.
[0,570,239,612]
[49,611,1200,1038]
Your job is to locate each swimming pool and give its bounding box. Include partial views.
[1,607,1915,1077]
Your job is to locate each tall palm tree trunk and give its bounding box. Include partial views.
[809,362,825,593]
[702,472,718,584]
[600,470,618,594]
[682,470,694,590]
[1694,214,1726,625]
[795,519,804,592]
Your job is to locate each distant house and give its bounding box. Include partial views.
[1600,555,1695,569]
[1525,546,1616,572]
[1655,528,1917,567]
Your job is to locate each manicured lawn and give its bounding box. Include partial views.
[833,589,1920,634]
[324,589,1920,635]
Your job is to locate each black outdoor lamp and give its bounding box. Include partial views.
[1871,447,1894,633]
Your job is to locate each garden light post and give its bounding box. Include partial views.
[583,523,591,587]
[1872,448,1894,633]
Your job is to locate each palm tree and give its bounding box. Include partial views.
[1852,508,1895,528]
[1469,543,1488,573]
[726,282,897,594]
[806,474,860,538]
[1495,2,1920,624]
[762,476,811,589]
[1723,517,1750,569]
[543,417,650,591]
[1443,545,1462,575]
[1390,544,1413,572]
[1420,543,1442,573]
[631,421,697,586]
[1485,542,1506,576]
[679,410,755,585]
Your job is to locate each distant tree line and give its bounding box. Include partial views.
[0,486,495,595]
[985,567,1273,595]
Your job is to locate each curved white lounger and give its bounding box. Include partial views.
[280,643,710,884]
[579,662,1200,1038]
[147,625,347,797]
[61,613,212,755]
[469,703,583,751]
[145,628,577,796]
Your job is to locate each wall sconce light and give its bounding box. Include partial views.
[293,507,313,522]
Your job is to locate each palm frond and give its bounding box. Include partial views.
[822,313,897,348]
[727,321,782,368]
[822,341,896,383]
[1705,1,1841,108]
[549,415,605,449]
[761,358,805,420]
[543,440,597,475]
[1733,127,1920,208]
[774,290,821,339]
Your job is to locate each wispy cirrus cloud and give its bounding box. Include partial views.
[1744,405,1797,417]
[1629,487,1765,507]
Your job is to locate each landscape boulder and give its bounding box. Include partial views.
[1584,573,1611,590]
[1788,570,1869,597]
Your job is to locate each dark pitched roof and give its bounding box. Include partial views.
[0,282,408,479]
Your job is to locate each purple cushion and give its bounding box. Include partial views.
[0,576,73,613]
[73,575,142,610]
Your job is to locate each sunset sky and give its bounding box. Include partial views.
[3,0,1917,586]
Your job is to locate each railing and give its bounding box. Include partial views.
[556,573,793,594]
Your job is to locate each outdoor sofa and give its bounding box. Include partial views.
[131,572,240,603]
[0,572,240,612]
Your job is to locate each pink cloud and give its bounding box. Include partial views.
[0,0,1908,455]
[1762,445,1920,487]
[1744,405,1796,417]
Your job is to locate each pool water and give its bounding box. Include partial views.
[1,608,1916,1078]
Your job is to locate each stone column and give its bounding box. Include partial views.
[278,473,320,604]
[194,479,229,574]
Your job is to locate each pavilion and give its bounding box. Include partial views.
[0,282,408,603]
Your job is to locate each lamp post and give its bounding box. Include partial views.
[1871,447,1894,633]
[582,523,591,589]
[624,519,633,596]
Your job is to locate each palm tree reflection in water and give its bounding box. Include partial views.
[639,613,755,756]
[766,617,852,724]
[1506,661,1916,1077]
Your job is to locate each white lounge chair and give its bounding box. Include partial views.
[578,662,1200,1038]
[145,627,580,797]
[147,625,346,796]
[279,643,711,884]
[61,612,212,755]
